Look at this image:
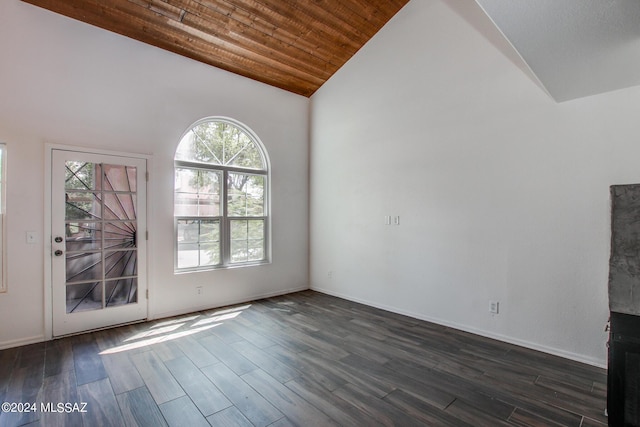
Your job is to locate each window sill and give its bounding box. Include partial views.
[174,260,271,275]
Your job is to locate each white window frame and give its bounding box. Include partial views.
[0,143,6,292]
[174,117,270,272]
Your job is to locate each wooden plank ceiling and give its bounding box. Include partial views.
[21,0,409,97]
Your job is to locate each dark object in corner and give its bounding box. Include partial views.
[608,184,640,426]
[608,311,640,426]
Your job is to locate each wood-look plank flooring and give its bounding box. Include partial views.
[0,290,607,426]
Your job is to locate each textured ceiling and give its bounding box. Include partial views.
[475,0,640,102]
[20,0,409,97]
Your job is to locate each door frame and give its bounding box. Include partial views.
[44,144,152,339]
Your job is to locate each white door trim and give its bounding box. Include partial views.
[44,144,152,339]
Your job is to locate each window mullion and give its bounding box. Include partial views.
[222,170,229,266]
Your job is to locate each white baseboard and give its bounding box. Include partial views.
[0,335,46,350]
[311,285,607,369]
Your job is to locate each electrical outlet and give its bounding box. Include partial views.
[393,216,400,225]
[489,301,499,314]
[196,286,203,295]
[328,271,333,279]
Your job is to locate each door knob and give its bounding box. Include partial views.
[54,250,63,256]
[54,236,63,243]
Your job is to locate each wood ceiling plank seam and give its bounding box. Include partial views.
[217,0,350,66]
[21,0,319,95]
[147,0,185,22]
[246,0,362,56]
[307,0,383,27]
[173,2,336,76]
[280,0,374,46]
[114,0,325,86]
[167,15,326,86]
[339,0,410,43]
[128,0,151,8]
[125,0,185,22]
[183,0,346,67]
[182,12,334,80]
[326,0,386,29]
[341,0,406,25]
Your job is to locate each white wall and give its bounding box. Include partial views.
[0,0,309,347]
[310,0,640,367]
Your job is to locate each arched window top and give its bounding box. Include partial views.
[176,118,267,171]
[174,117,270,271]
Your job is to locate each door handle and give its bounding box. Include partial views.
[54,250,63,256]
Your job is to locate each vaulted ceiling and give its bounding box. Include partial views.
[475,0,640,102]
[21,0,409,97]
[20,0,640,101]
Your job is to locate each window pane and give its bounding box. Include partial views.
[230,219,264,263]
[66,222,101,251]
[199,220,220,243]
[177,243,199,269]
[178,219,199,243]
[103,165,137,192]
[175,167,197,192]
[175,168,220,216]
[176,123,224,164]
[197,193,220,216]
[226,132,264,169]
[104,193,137,220]
[105,278,137,307]
[104,222,137,249]
[66,282,102,313]
[105,249,137,279]
[248,219,265,261]
[65,161,101,191]
[199,243,220,266]
[230,240,248,263]
[66,192,102,220]
[177,219,221,268]
[175,192,198,216]
[228,173,264,216]
[230,220,247,240]
[248,239,264,262]
[176,121,265,169]
[248,220,264,239]
[66,252,102,283]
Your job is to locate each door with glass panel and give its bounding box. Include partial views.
[51,149,147,337]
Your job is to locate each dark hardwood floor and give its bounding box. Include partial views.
[0,290,607,426]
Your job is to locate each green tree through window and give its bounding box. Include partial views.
[174,119,269,270]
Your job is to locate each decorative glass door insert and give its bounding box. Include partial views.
[65,161,138,312]
[52,150,147,337]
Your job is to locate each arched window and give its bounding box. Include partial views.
[174,118,269,271]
